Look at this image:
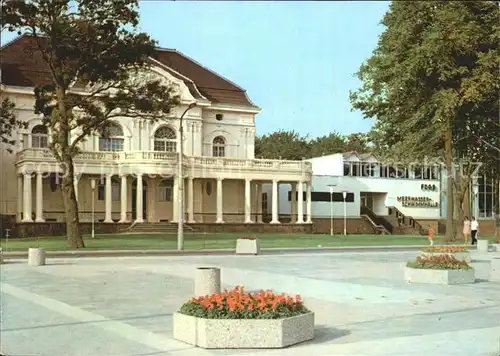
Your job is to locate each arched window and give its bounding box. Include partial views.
[212,136,226,157]
[158,179,173,202]
[154,126,177,152]
[31,125,48,148]
[99,122,124,152]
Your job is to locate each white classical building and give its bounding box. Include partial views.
[0,34,313,226]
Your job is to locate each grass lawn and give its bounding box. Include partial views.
[1,233,497,252]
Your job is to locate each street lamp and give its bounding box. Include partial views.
[472,181,479,219]
[342,191,347,236]
[327,184,336,236]
[177,102,197,251]
[90,178,96,239]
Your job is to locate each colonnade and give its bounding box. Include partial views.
[17,172,312,224]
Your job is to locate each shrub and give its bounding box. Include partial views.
[421,246,468,253]
[179,286,309,319]
[407,254,472,270]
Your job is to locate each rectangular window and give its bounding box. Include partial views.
[32,135,48,148]
[154,141,176,152]
[213,146,225,157]
[262,193,268,211]
[379,165,387,178]
[99,138,124,152]
[343,163,350,176]
[288,191,354,203]
[352,162,360,176]
[361,163,370,177]
[158,186,172,202]
[388,165,397,178]
[98,185,105,200]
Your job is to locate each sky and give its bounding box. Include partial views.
[1,1,390,138]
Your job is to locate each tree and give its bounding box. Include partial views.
[254,130,310,160]
[308,132,345,157]
[2,0,180,248]
[344,133,371,153]
[350,1,499,241]
[0,92,27,153]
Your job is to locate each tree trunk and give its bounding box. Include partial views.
[61,154,85,248]
[444,126,455,242]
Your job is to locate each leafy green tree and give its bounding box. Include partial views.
[309,132,345,157]
[255,130,311,160]
[344,133,371,153]
[2,0,180,248]
[350,1,499,240]
[0,93,27,153]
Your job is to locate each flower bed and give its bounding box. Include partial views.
[419,246,471,262]
[405,255,474,284]
[236,236,260,255]
[173,286,314,348]
[421,246,468,253]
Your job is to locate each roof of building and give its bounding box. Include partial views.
[1,34,257,108]
[342,151,376,161]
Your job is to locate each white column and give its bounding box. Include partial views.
[187,177,195,223]
[297,181,304,223]
[104,174,113,223]
[17,175,23,222]
[136,174,144,223]
[291,183,297,223]
[35,172,45,222]
[216,178,224,223]
[256,183,263,223]
[73,175,80,202]
[22,173,33,222]
[172,176,178,222]
[306,182,312,223]
[270,179,280,224]
[244,178,252,223]
[119,174,128,222]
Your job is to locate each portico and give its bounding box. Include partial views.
[15,152,313,225]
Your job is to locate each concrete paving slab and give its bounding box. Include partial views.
[1,250,499,356]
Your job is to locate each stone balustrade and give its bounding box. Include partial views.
[16,148,311,173]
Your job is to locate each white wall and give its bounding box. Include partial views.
[262,174,441,219]
[307,154,343,176]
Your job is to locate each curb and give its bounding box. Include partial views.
[0,244,478,259]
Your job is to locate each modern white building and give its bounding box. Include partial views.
[263,152,499,234]
[0,34,313,230]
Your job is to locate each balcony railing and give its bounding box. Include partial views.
[16,148,312,173]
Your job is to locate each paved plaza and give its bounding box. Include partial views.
[1,250,500,356]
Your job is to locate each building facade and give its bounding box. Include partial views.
[263,152,499,234]
[0,35,313,228]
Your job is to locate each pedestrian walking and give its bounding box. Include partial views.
[470,216,479,245]
[463,216,471,245]
[428,225,434,246]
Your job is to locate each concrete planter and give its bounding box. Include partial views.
[236,238,260,255]
[194,267,221,297]
[404,266,475,285]
[173,312,314,348]
[28,247,46,266]
[477,240,489,253]
[490,258,500,282]
[492,243,500,252]
[420,251,471,262]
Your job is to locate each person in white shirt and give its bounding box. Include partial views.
[470,217,479,245]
